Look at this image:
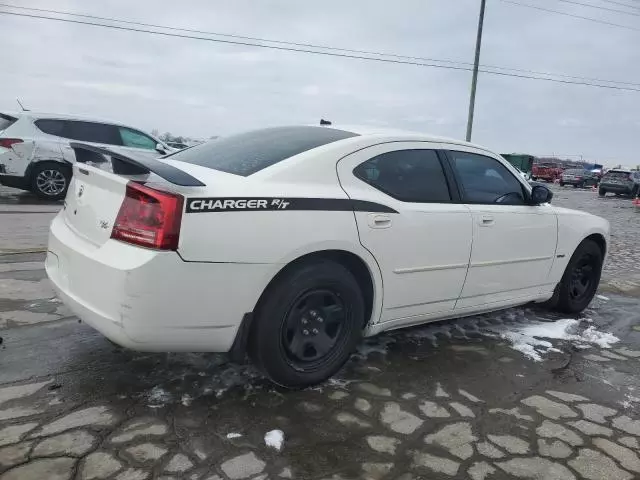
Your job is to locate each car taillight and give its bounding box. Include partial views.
[111,182,183,250]
[0,138,23,149]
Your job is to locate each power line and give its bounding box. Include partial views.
[1,9,640,93]
[2,3,640,88]
[597,0,640,11]
[501,0,640,31]
[558,0,640,16]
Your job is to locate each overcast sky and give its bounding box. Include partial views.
[1,0,639,165]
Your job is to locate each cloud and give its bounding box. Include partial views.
[0,0,638,164]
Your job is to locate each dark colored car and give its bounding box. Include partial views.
[599,169,640,197]
[559,169,599,188]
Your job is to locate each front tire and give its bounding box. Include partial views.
[598,188,606,197]
[30,162,71,200]
[555,239,603,314]
[249,260,364,388]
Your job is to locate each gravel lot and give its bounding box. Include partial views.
[1,184,640,480]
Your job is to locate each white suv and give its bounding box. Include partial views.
[0,112,173,200]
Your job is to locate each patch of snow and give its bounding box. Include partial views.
[226,432,243,439]
[580,326,619,349]
[265,429,285,451]
[488,319,619,362]
[146,386,172,408]
[596,295,610,301]
[181,394,193,407]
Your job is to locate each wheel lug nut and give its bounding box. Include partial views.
[310,311,317,317]
[317,317,324,323]
[302,318,308,324]
[312,329,318,334]
[303,329,309,335]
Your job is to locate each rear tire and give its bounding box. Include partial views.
[555,240,603,314]
[249,260,364,388]
[30,162,71,201]
[559,182,565,187]
[598,188,606,197]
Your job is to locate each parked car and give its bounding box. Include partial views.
[598,169,640,197]
[0,112,173,200]
[46,126,609,387]
[532,163,563,182]
[559,169,599,188]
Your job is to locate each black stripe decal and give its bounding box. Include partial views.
[185,197,397,213]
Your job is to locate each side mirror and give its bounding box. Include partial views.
[155,143,167,154]
[531,184,553,205]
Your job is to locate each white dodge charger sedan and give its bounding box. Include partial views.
[45,126,609,387]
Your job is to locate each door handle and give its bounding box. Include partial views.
[369,214,392,229]
[480,215,494,226]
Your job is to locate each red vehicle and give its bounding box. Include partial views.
[532,163,564,182]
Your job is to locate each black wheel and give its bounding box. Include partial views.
[598,188,606,197]
[559,182,565,187]
[555,240,603,314]
[30,162,70,200]
[632,185,640,197]
[249,260,364,388]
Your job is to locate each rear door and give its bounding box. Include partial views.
[337,143,473,323]
[445,150,557,309]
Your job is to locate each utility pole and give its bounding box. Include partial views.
[466,0,487,142]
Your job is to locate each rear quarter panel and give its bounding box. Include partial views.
[175,149,385,326]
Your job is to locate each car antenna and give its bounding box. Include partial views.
[16,98,30,112]
[320,119,332,126]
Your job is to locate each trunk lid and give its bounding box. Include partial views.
[62,143,206,247]
[63,164,131,246]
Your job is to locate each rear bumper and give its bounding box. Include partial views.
[600,183,633,194]
[0,174,29,189]
[46,213,276,352]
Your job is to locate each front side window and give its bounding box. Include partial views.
[449,151,525,205]
[119,127,157,150]
[353,149,451,203]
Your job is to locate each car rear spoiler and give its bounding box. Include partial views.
[69,142,206,187]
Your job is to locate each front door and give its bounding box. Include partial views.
[445,150,558,309]
[337,143,473,323]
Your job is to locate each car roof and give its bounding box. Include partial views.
[4,111,147,130]
[607,169,631,173]
[317,124,496,153]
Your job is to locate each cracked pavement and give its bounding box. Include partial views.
[1,184,640,479]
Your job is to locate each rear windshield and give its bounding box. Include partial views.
[565,169,585,174]
[168,126,358,176]
[0,113,17,133]
[604,171,631,180]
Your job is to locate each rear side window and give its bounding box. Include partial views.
[65,121,122,145]
[169,126,358,176]
[34,119,66,136]
[0,114,17,133]
[118,127,157,150]
[354,149,451,203]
